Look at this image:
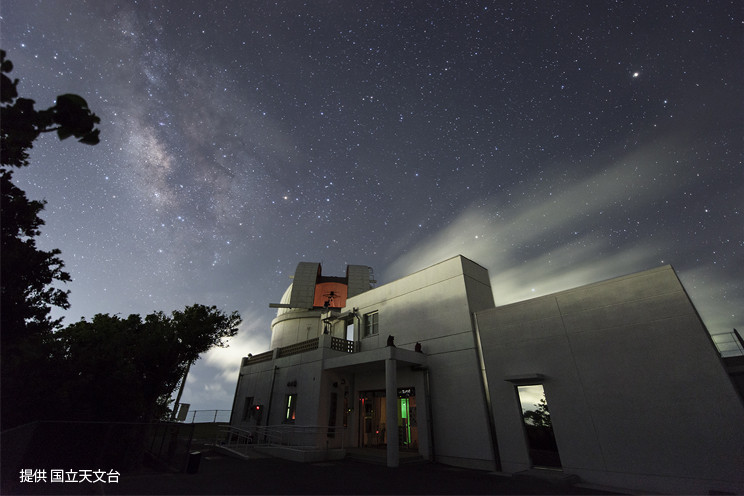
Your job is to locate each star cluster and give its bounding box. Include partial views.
[2,1,742,410]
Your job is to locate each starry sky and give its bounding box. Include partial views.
[2,1,742,415]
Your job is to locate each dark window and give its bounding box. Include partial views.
[364,311,379,337]
[241,396,254,421]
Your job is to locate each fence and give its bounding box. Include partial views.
[185,409,231,423]
[219,424,346,453]
[1,420,195,493]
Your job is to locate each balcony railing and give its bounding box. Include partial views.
[241,350,273,367]
[277,337,320,357]
[330,336,359,353]
[242,336,359,366]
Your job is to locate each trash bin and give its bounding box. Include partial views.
[186,451,201,474]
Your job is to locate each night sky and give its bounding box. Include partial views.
[3,1,742,414]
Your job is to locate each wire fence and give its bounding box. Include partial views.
[184,409,231,423]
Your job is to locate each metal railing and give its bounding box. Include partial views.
[219,424,345,452]
[186,409,231,423]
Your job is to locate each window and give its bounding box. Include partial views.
[284,394,297,423]
[364,311,379,337]
[241,396,254,421]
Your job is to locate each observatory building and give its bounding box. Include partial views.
[228,256,744,494]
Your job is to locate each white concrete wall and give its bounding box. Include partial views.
[477,265,744,494]
[232,349,327,430]
[270,311,323,349]
[343,255,497,469]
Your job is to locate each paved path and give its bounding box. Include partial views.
[101,450,619,495]
[2,449,621,495]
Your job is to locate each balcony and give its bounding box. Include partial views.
[241,336,359,367]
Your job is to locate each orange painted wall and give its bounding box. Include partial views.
[313,282,348,308]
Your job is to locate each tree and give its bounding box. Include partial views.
[1,49,102,346]
[1,50,100,169]
[523,396,552,428]
[1,49,101,429]
[54,305,242,422]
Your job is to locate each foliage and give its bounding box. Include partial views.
[1,49,102,428]
[523,396,552,428]
[1,49,100,168]
[0,48,101,347]
[54,305,242,422]
[0,171,71,347]
[0,51,242,431]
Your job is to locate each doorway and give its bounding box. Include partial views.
[358,389,418,449]
[359,391,386,448]
[517,384,561,469]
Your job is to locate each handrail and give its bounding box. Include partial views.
[219,424,345,451]
[186,409,231,423]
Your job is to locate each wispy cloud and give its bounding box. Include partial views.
[383,137,739,332]
[181,308,271,409]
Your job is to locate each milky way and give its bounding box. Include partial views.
[3,1,742,411]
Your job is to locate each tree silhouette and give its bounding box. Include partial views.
[523,396,552,428]
[1,50,102,428]
[1,49,102,349]
[55,305,241,422]
[1,50,100,169]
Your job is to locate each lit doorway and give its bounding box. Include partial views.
[359,391,386,448]
[358,389,418,450]
[398,389,418,450]
[517,384,561,469]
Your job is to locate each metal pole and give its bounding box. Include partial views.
[171,362,192,421]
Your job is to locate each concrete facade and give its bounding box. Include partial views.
[475,265,744,494]
[230,256,744,494]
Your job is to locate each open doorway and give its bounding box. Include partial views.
[517,384,561,469]
[358,389,418,450]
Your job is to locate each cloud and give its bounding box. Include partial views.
[382,136,741,333]
[388,136,693,273]
[178,308,272,411]
[202,308,272,382]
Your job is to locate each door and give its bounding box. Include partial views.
[359,391,386,448]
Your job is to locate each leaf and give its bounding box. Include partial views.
[78,129,100,145]
[57,127,73,140]
[56,93,89,109]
